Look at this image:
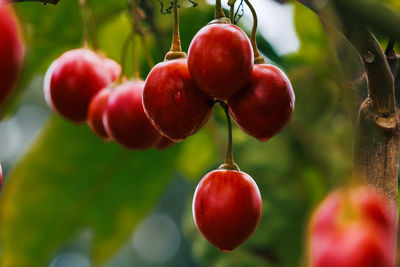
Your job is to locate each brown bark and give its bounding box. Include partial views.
[296,0,400,215]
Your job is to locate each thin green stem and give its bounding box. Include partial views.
[118,32,133,83]
[244,0,266,64]
[215,0,225,19]
[217,100,239,171]
[140,34,155,69]
[79,0,89,48]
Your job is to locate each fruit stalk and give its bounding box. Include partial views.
[244,0,266,64]
[214,0,225,20]
[118,31,133,83]
[170,0,182,53]
[79,0,98,50]
[128,0,140,79]
[218,101,239,171]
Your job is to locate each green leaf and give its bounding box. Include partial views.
[0,116,181,266]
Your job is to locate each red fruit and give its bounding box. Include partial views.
[188,23,253,99]
[228,64,294,141]
[309,187,397,267]
[143,58,213,142]
[155,136,174,150]
[44,48,120,123]
[104,80,162,149]
[192,169,262,252]
[0,0,24,108]
[87,88,111,140]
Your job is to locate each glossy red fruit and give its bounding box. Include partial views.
[104,80,162,149]
[0,0,24,108]
[309,186,397,267]
[44,48,120,123]
[87,88,111,140]
[155,136,174,150]
[188,23,253,99]
[192,169,262,252]
[228,64,294,142]
[143,58,213,142]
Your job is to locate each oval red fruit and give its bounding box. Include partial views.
[0,0,24,108]
[104,80,162,150]
[192,169,262,252]
[309,186,397,267]
[188,23,253,99]
[44,48,120,123]
[228,64,295,141]
[143,58,213,142]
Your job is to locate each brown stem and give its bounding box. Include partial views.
[165,0,186,60]
[244,0,266,64]
[296,0,399,216]
[215,0,225,19]
[217,101,240,171]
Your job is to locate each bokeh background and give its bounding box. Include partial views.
[0,0,399,266]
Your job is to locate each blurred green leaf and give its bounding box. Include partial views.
[177,128,217,181]
[0,117,181,266]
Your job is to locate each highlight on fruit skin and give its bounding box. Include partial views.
[43,48,120,123]
[143,58,213,142]
[308,186,397,267]
[188,23,254,100]
[192,169,262,252]
[0,0,24,109]
[228,64,295,142]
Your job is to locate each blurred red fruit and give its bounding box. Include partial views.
[0,0,24,109]
[44,48,120,123]
[309,186,397,267]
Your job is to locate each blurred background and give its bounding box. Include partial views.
[0,0,398,266]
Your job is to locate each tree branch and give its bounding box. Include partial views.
[10,0,59,4]
[295,0,399,213]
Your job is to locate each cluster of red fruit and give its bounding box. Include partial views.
[43,48,175,150]
[0,0,24,191]
[309,186,397,267]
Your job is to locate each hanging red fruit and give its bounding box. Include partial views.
[143,0,213,142]
[228,0,294,142]
[44,48,120,123]
[103,80,162,150]
[193,168,262,252]
[187,0,253,100]
[0,0,24,109]
[229,64,294,141]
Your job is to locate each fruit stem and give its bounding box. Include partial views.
[79,0,99,50]
[217,100,240,171]
[140,34,155,69]
[214,0,226,19]
[128,0,141,80]
[118,31,133,84]
[165,0,187,60]
[229,2,234,22]
[171,0,181,52]
[244,0,266,64]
